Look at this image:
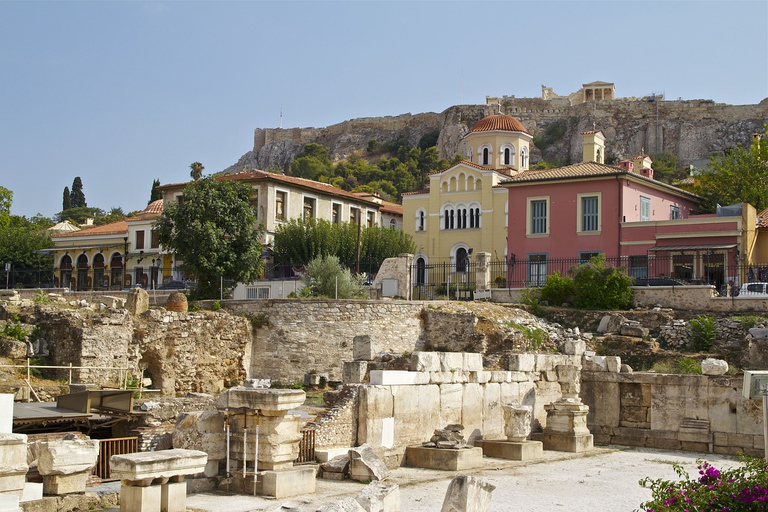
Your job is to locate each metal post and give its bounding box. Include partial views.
[335,276,338,300]
[69,363,73,384]
[763,388,768,460]
[253,418,259,496]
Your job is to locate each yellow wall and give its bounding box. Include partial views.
[404,163,510,263]
[465,131,531,171]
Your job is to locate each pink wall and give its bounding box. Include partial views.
[507,176,701,260]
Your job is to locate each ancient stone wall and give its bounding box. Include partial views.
[312,386,359,450]
[354,352,581,464]
[136,309,252,395]
[225,299,426,384]
[582,370,763,456]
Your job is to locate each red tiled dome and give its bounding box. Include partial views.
[470,114,529,134]
[143,199,164,214]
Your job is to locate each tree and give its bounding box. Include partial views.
[301,255,368,299]
[70,177,86,208]
[692,128,768,212]
[93,207,127,226]
[149,179,162,204]
[56,206,105,225]
[273,218,415,271]
[0,186,11,228]
[569,255,633,310]
[62,186,72,211]
[155,176,263,299]
[189,162,205,181]
[649,150,689,184]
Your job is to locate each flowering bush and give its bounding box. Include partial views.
[639,456,768,511]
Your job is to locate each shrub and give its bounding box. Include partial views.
[675,357,702,374]
[639,456,768,511]
[539,271,574,306]
[570,255,633,310]
[303,255,368,299]
[2,321,27,342]
[688,315,717,352]
[734,316,768,330]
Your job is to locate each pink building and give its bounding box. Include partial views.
[501,132,757,289]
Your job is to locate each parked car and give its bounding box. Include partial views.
[739,282,768,296]
[157,280,192,291]
[632,277,686,287]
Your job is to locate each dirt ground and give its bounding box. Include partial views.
[179,446,742,512]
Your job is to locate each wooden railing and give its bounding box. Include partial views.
[94,436,138,480]
[295,428,316,464]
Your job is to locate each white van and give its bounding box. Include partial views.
[739,282,768,296]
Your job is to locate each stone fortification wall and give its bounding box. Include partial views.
[354,352,581,464]
[225,299,426,384]
[227,98,767,175]
[581,370,763,456]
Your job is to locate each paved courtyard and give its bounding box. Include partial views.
[182,446,743,512]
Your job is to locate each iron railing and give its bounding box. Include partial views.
[411,256,768,300]
[94,437,138,480]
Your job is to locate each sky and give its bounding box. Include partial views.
[1,0,766,220]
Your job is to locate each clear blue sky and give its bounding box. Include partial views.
[2,1,766,220]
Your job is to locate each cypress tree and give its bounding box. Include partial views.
[149,179,162,204]
[70,177,86,208]
[62,187,72,211]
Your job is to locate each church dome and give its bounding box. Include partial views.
[470,114,529,134]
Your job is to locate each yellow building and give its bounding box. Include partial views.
[49,200,169,290]
[402,114,532,280]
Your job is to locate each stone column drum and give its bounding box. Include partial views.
[475,404,543,461]
[0,434,28,499]
[217,388,315,499]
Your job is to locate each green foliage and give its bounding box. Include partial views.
[273,218,415,269]
[734,315,768,330]
[688,315,717,352]
[70,177,86,208]
[539,271,574,306]
[0,186,12,227]
[569,255,633,310]
[302,255,368,299]
[506,322,549,351]
[693,126,768,212]
[286,140,451,200]
[56,206,105,225]
[0,219,54,276]
[189,162,204,181]
[33,290,50,304]
[93,207,127,226]
[519,287,545,316]
[270,381,305,390]
[62,186,71,211]
[210,301,222,311]
[676,356,702,374]
[2,320,27,341]
[149,179,162,203]
[417,130,440,150]
[532,119,568,152]
[649,150,690,184]
[155,176,264,300]
[639,456,768,511]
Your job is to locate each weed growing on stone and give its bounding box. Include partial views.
[639,456,768,511]
[688,315,717,352]
[734,316,768,330]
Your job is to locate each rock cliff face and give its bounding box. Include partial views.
[224,98,768,173]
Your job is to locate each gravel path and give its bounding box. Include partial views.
[185,446,742,512]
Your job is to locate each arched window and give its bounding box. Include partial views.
[389,218,397,229]
[504,147,511,165]
[60,255,72,290]
[449,209,455,229]
[456,247,468,272]
[520,147,528,168]
[416,210,425,231]
[482,147,490,166]
[596,148,603,164]
[93,253,105,289]
[110,253,123,290]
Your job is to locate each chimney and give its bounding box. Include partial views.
[619,160,634,172]
[639,167,654,180]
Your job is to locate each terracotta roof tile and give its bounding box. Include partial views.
[51,220,128,239]
[379,201,403,215]
[581,129,604,136]
[143,199,163,214]
[500,162,700,200]
[161,170,380,207]
[470,114,529,134]
[758,207,768,228]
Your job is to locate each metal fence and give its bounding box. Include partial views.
[94,437,138,480]
[411,255,768,300]
[2,266,179,291]
[295,428,316,464]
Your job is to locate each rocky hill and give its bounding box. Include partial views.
[224,96,768,174]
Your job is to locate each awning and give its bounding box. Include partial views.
[648,244,736,252]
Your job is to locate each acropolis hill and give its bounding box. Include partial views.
[225,82,768,174]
